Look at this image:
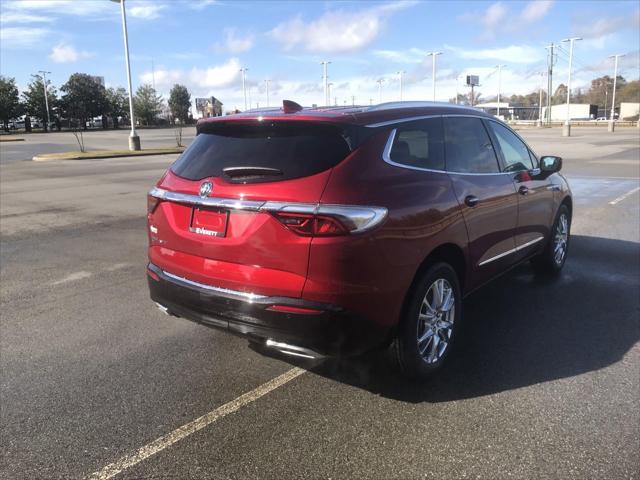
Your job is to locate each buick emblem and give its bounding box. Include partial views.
[199,181,212,198]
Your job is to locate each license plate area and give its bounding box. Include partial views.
[189,207,229,237]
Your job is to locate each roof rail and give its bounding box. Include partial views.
[367,101,477,111]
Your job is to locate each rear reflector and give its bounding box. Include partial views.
[147,268,160,281]
[266,304,323,315]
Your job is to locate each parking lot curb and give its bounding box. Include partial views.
[32,147,185,162]
[0,137,25,142]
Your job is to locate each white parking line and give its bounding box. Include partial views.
[51,271,92,285]
[86,367,306,480]
[609,186,640,205]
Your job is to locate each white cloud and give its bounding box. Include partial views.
[139,58,242,91]
[268,1,416,54]
[128,4,167,20]
[446,44,544,64]
[190,0,216,10]
[0,12,53,24]
[0,27,50,49]
[2,0,111,17]
[214,29,255,54]
[482,2,507,31]
[521,1,553,22]
[372,48,429,64]
[49,43,94,63]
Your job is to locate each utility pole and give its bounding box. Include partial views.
[545,42,556,126]
[37,70,51,131]
[495,64,506,118]
[264,79,270,107]
[320,61,331,106]
[240,68,248,110]
[397,70,405,101]
[608,54,625,132]
[426,52,442,101]
[377,78,384,103]
[328,82,333,105]
[562,37,581,137]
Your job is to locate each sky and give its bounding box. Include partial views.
[1,0,639,113]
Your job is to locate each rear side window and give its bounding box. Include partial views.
[488,121,534,172]
[171,122,352,182]
[444,117,500,174]
[389,118,445,170]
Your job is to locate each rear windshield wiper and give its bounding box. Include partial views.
[222,166,283,178]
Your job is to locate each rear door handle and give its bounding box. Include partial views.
[518,186,529,195]
[464,195,479,207]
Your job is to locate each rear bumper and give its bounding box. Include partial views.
[147,263,389,356]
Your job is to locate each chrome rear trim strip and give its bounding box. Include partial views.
[478,236,545,266]
[161,268,267,302]
[149,187,388,234]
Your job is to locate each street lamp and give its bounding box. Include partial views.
[426,52,442,101]
[321,61,331,106]
[264,79,270,107]
[240,68,248,111]
[608,54,625,132]
[37,70,51,131]
[110,0,140,150]
[561,37,581,137]
[397,71,405,101]
[495,64,506,118]
[376,78,384,103]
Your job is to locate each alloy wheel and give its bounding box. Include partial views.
[417,278,455,364]
[554,213,569,265]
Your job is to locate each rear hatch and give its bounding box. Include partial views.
[148,120,357,297]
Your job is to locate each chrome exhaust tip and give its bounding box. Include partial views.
[265,339,324,359]
[155,302,170,315]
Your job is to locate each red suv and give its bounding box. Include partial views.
[147,101,572,378]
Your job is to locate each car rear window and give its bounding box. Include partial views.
[171,122,353,183]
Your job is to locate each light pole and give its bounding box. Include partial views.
[327,82,333,105]
[264,79,270,107]
[37,70,51,131]
[321,61,331,106]
[397,71,405,101]
[537,71,545,127]
[426,52,442,101]
[561,37,581,137]
[111,0,140,150]
[240,68,248,110]
[608,54,625,132]
[495,64,506,118]
[376,78,384,103]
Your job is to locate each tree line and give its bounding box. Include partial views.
[451,75,639,110]
[0,73,193,132]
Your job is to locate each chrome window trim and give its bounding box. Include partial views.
[149,187,388,234]
[380,119,515,176]
[478,236,544,266]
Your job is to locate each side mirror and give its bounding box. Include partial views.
[540,156,562,173]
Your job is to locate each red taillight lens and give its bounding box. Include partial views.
[266,304,323,315]
[147,194,160,214]
[272,212,348,236]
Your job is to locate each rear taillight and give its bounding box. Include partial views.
[147,194,161,214]
[272,212,348,236]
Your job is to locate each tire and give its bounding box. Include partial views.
[390,262,462,379]
[531,204,571,275]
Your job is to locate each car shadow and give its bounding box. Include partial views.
[255,235,640,402]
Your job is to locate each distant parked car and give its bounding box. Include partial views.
[146,101,573,378]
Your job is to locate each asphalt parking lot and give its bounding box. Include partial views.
[1,127,639,479]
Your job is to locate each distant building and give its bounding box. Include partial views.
[620,102,640,120]
[89,75,105,87]
[541,104,597,121]
[195,97,223,118]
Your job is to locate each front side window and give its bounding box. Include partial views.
[444,117,500,173]
[488,121,535,172]
[389,118,445,170]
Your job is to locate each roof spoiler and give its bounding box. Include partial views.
[283,100,303,114]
